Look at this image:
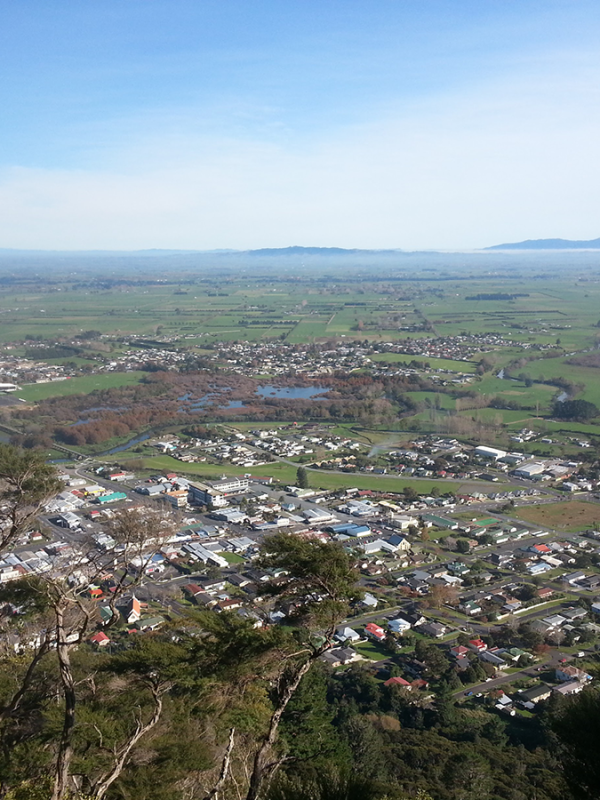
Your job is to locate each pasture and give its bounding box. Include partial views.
[16,371,147,402]
[121,454,499,495]
[514,501,600,532]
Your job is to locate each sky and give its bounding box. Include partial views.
[1,0,600,251]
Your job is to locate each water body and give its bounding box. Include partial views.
[178,384,331,411]
[496,369,505,379]
[97,432,151,455]
[71,406,127,426]
[556,391,569,403]
[179,388,243,410]
[256,385,330,399]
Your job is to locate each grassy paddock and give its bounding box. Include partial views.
[16,371,147,402]
[119,454,500,495]
[514,501,600,532]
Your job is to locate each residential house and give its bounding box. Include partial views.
[563,571,586,586]
[216,598,242,613]
[398,611,426,627]
[468,638,488,653]
[99,606,114,625]
[227,573,252,588]
[89,632,110,648]
[196,577,228,594]
[497,647,528,663]
[480,650,505,667]
[388,617,411,635]
[384,676,412,690]
[365,623,386,642]
[321,647,359,667]
[490,552,512,567]
[335,626,362,644]
[449,645,470,659]
[460,599,482,616]
[553,681,587,696]
[447,562,470,577]
[555,665,592,683]
[135,616,165,632]
[361,593,378,609]
[561,607,587,623]
[192,592,219,608]
[529,562,552,576]
[530,619,553,636]
[520,684,552,704]
[421,622,446,638]
[543,614,567,629]
[537,587,554,600]
[502,598,522,613]
[406,579,429,595]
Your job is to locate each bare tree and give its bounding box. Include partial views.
[0,504,177,800]
[49,506,177,800]
[89,679,167,800]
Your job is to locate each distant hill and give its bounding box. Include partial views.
[245,246,400,256]
[485,237,600,250]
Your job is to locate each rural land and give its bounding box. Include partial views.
[1,248,600,800]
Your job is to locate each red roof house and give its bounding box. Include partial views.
[365,623,386,641]
[469,638,487,652]
[384,676,412,689]
[89,632,110,647]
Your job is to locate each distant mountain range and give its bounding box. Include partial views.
[486,237,600,250]
[0,246,402,257]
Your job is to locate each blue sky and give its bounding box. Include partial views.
[1,0,599,249]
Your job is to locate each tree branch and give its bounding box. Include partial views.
[52,603,77,800]
[202,726,236,800]
[91,685,164,800]
[0,638,51,722]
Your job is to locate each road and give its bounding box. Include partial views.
[453,646,594,699]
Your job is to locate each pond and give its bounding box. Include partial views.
[256,385,331,399]
[71,406,127,426]
[177,384,332,411]
[179,388,244,411]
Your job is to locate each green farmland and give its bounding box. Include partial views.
[16,372,147,402]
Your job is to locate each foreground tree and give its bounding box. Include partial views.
[550,687,600,799]
[0,502,177,800]
[244,532,361,800]
[0,444,63,550]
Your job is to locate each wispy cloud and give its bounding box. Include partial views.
[1,54,599,249]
